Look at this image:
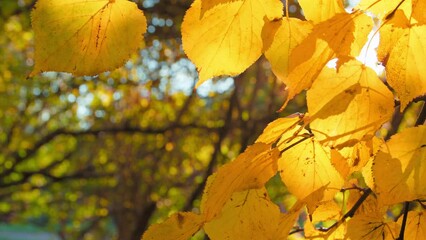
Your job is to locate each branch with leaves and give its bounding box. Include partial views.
[22,0,426,239]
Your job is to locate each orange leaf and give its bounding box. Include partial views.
[30,0,146,76]
[373,126,426,205]
[255,114,303,145]
[278,134,344,203]
[346,213,400,239]
[307,60,394,148]
[298,0,345,23]
[142,212,204,240]
[284,12,372,106]
[378,12,426,109]
[204,188,283,240]
[181,0,283,86]
[201,143,279,220]
[264,18,312,84]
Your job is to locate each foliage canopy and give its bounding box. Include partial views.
[25,0,426,239]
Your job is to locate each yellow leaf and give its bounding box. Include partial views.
[255,114,303,145]
[312,200,342,223]
[400,210,426,240]
[357,0,412,20]
[373,126,426,205]
[332,137,383,179]
[30,0,146,76]
[346,213,400,240]
[304,218,347,239]
[347,190,384,216]
[203,188,283,240]
[378,18,426,109]
[298,0,345,23]
[278,134,344,203]
[330,148,352,179]
[200,0,234,16]
[412,0,426,24]
[264,18,312,84]
[377,10,408,62]
[307,60,394,148]
[202,143,279,220]
[200,0,283,20]
[142,212,204,240]
[284,13,372,106]
[182,0,283,86]
[275,205,303,239]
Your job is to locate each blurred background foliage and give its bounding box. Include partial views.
[0,0,305,239]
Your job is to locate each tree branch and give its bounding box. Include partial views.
[396,202,410,240]
[182,84,237,211]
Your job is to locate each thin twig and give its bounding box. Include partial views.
[397,202,409,240]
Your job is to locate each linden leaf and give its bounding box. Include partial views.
[347,190,385,216]
[142,212,204,240]
[311,200,342,223]
[400,210,426,240]
[284,12,372,106]
[304,218,347,239]
[307,60,394,148]
[264,18,312,83]
[182,0,283,86]
[378,19,426,109]
[274,205,303,239]
[298,0,345,23]
[346,213,400,239]
[278,133,344,203]
[204,188,282,240]
[30,0,147,77]
[332,137,383,179]
[412,0,426,24]
[255,114,303,145]
[373,126,426,205]
[200,0,236,16]
[200,0,283,20]
[357,0,411,20]
[202,143,279,220]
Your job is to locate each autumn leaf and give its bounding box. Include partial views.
[357,0,411,20]
[255,114,303,145]
[346,213,400,239]
[347,189,385,216]
[298,0,345,23]
[307,60,394,148]
[412,0,426,24]
[204,188,283,240]
[181,0,283,86]
[373,125,426,205]
[278,133,344,203]
[304,218,347,239]
[311,200,342,223]
[201,143,279,220]
[283,12,372,106]
[264,18,312,85]
[274,204,303,239]
[30,0,147,77]
[331,137,383,179]
[399,210,426,240]
[377,12,426,109]
[142,212,204,240]
[200,0,283,20]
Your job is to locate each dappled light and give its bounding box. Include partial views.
[1,0,425,240]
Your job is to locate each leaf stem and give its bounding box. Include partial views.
[285,0,289,19]
[396,202,409,240]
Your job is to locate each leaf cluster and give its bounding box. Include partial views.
[26,0,426,239]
